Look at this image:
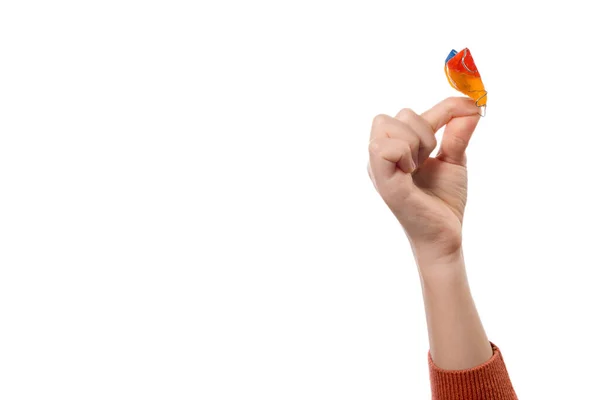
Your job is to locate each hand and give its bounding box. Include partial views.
[368,97,480,263]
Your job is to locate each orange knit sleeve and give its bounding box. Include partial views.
[428,343,518,400]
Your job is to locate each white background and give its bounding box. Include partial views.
[1,1,599,399]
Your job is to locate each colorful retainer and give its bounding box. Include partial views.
[444,48,487,109]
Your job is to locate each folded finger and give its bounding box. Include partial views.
[368,137,416,177]
[395,108,438,165]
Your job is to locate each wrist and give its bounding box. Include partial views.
[406,227,463,264]
[410,238,463,266]
[412,245,466,283]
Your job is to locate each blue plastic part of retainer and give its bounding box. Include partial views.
[445,49,458,64]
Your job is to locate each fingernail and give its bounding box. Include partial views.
[409,158,417,172]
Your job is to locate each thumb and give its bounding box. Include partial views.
[419,97,481,166]
[437,113,480,166]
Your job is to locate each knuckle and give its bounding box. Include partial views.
[445,96,467,114]
[450,135,468,149]
[410,136,421,150]
[396,108,416,120]
[372,113,389,126]
[423,136,437,152]
[368,138,383,155]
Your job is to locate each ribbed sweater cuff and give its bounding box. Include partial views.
[428,343,517,400]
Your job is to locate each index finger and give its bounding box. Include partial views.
[420,97,481,133]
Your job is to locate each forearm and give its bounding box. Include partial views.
[415,247,493,370]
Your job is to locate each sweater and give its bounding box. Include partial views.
[429,343,518,399]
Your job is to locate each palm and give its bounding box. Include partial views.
[411,157,467,222]
[387,157,468,247]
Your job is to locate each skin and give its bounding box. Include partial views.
[367,97,493,370]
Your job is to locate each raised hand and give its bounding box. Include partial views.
[368,97,480,262]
